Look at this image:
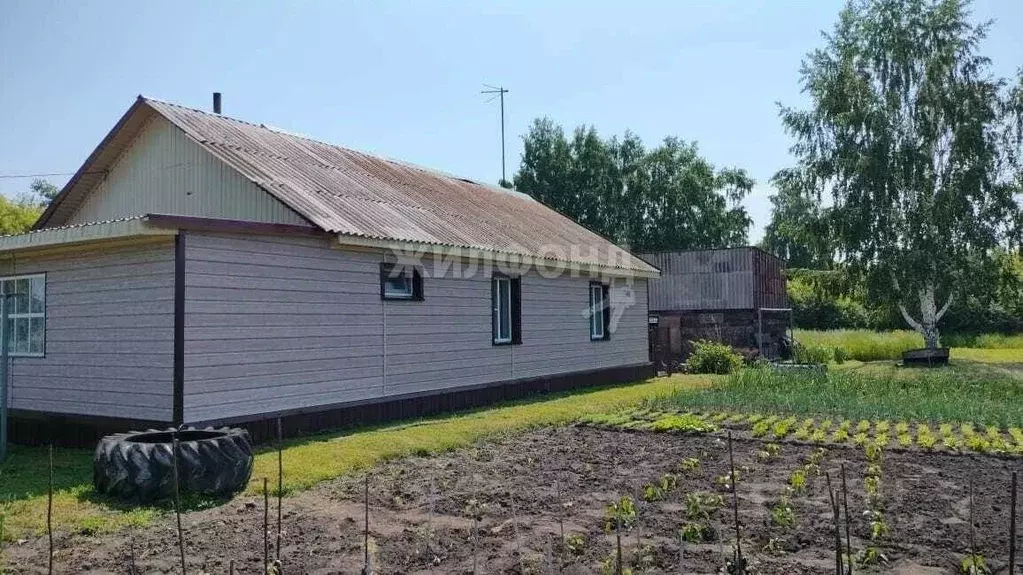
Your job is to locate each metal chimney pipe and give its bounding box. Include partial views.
[213,92,222,114]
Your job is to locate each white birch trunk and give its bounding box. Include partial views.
[897,282,953,349]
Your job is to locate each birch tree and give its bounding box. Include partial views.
[779,0,1022,348]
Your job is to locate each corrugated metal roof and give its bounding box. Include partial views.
[39,97,654,274]
[0,216,173,251]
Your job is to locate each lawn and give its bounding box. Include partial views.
[795,329,1023,361]
[0,373,710,541]
[652,354,1023,426]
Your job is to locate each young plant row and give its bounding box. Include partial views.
[581,409,1023,456]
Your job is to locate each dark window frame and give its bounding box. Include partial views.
[589,281,611,341]
[379,262,424,301]
[491,273,522,346]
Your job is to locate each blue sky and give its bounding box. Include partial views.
[1,0,1020,241]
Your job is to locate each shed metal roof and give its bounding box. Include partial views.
[37,97,656,275]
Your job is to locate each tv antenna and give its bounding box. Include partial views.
[481,84,509,185]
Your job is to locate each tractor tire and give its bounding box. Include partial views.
[93,427,253,502]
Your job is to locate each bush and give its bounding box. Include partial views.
[685,340,743,374]
[792,342,834,365]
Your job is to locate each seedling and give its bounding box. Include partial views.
[944,435,961,450]
[852,433,868,446]
[764,443,782,456]
[874,433,890,448]
[831,427,850,443]
[864,442,884,463]
[856,420,872,433]
[894,421,910,436]
[603,496,637,534]
[959,554,990,574]
[770,496,796,527]
[772,417,797,439]
[810,429,827,443]
[874,420,890,434]
[818,419,833,433]
[680,457,701,472]
[916,424,938,450]
[680,522,712,543]
[684,492,724,520]
[808,447,828,465]
[715,470,739,491]
[856,546,887,566]
[650,414,717,433]
[864,509,889,539]
[789,469,807,493]
[563,533,586,556]
[897,434,913,448]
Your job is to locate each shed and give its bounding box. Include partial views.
[639,247,788,362]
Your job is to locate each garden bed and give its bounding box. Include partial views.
[4,425,1020,573]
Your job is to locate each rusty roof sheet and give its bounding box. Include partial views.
[38,97,655,274]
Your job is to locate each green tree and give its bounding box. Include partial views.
[513,118,753,252]
[0,195,43,235]
[779,0,1022,348]
[760,169,834,269]
[29,179,60,203]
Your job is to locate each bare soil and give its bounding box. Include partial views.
[4,426,1021,574]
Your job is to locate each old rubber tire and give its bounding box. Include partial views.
[93,427,253,502]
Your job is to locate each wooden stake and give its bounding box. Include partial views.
[678,528,684,574]
[969,476,977,561]
[841,464,852,575]
[1011,471,1018,575]
[615,520,623,575]
[228,559,234,575]
[826,473,844,575]
[511,498,523,574]
[47,444,54,575]
[555,480,564,542]
[471,512,479,575]
[363,475,371,575]
[276,416,283,563]
[129,530,138,575]
[172,436,187,575]
[727,431,744,572]
[263,477,269,573]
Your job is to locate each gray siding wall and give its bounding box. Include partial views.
[642,249,755,311]
[67,116,312,227]
[4,240,176,420]
[183,233,649,422]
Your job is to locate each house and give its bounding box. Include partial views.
[1,96,657,444]
[639,247,788,364]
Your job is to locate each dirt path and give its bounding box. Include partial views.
[4,426,1021,573]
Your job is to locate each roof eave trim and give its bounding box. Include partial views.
[331,234,661,279]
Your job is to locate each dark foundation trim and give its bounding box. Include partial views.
[9,362,654,446]
[172,232,185,426]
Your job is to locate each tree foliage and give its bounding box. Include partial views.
[761,169,835,269]
[778,0,1022,347]
[0,178,57,236]
[513,118,753,252]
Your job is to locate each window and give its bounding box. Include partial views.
[589,282,610,341]
[1,274,45,357]
[492,275,521,345]
[380,263,423,301]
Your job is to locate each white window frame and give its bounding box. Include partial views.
[493,277,512,344]
[590,283,607,341]
[382,270,414,299]
[1,273,45,357]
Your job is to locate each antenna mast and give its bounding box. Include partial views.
[481,84,509,184]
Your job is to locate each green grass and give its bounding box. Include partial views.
[651,360,1023,427]
[794,329,924,361]
[945,333,1023,349]
[796,329,1023,361]
[0,374,709,540]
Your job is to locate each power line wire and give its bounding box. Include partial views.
[0,171,92,180]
